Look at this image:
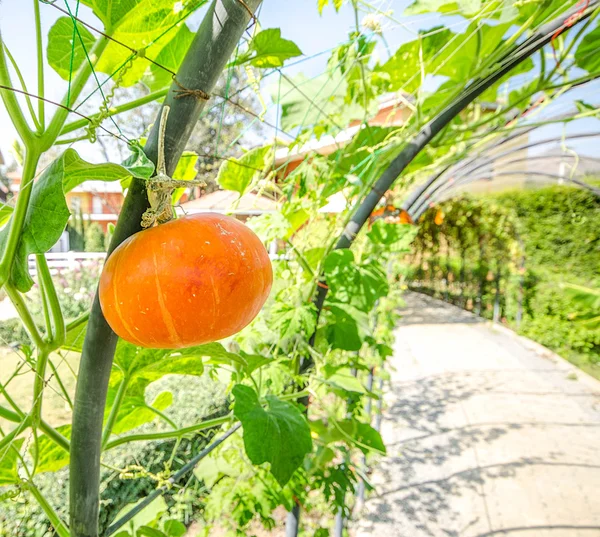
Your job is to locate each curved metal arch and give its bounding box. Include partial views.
[400,107,590,212]
[412,170,600,221]
[405,132,600,217]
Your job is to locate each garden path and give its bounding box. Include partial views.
[355,292,600,537]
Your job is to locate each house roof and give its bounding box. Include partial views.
[178,190,278,215]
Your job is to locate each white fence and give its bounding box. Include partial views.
[28,252,107,274]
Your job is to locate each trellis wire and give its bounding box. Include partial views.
[104,423,240,536]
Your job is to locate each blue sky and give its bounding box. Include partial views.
[0,0,597,164]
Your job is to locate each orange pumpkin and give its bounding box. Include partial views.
[99,213,273,349]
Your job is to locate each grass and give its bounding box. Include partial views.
[0,346,79,432]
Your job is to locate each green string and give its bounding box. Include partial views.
[62,0,123,136]
[66,0,80,108]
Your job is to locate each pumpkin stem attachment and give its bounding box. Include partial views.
[141,106,205,228]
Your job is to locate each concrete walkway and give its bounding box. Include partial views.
[356,292,600,537]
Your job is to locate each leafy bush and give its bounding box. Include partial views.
[84,223,107,252]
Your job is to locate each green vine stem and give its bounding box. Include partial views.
[42,36,110,150]
[31,348,49,432]
[36,254,66,348]
[2,44,42,132]
[4,284,44,348]
[104,389,309,450]
[60,88,168,136]
[69,2,262,535]
[0,30,34,145]
[33,0,45,131]
[24,480,70,537]
[105,414,232,450]
[0,151,40,289]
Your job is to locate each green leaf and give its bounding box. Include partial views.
[0,158,69,291]
[404,0,481,16]
[377,28,454,93]
[324,368,366,394]
[233,29,302,68]
[323,250,389,312]
[142,24,195,91]
[318,0,344,13]
[195,452,238,488]
[33,425,71,474]
[0,439,23,485]
[90,1,208,87]
[111,390,173,435]
[113,496,168,534]
[338,419,386,455]
[322,303,370,351]
[270,302,318,341]
[246,212,291,243]
[0,203,13,228]
[121,144,156,182]
[233,384,312,486]
[106,341,244,435]
[163,520,186,537]
[0,148,153,291]
[47,17,96,80]
[367,221,417,249]
[575,24,600,73]
[62,316,88,353]
[217,145,271,197]
[137,527,166,537]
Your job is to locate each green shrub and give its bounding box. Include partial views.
[84,223,107,252]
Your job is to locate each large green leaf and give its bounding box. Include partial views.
[81,0,142,31]
[323,250,389,312]
[217,145,271,197]
[111,390,173,435]
[270,301,318,341]
[322,302,370,351]
[310,417,385,454]
[0,439,24,486]
[0,149,152,292]
[377,28,455,93]
[142,24,195,91]
[575,24,600,73]
[105,341,246,436]
[33,425,71,474]
[233,384,312,486]
[90,1,208,87]
[233,28,302,69]
[47,17,96,80]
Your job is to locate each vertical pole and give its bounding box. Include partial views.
[475,240,485,316]
[493,262,501,324]
[285,505,301,537]
[374,376,384,432]
[516,250,525,329]
[334,509,344,537]
[357,367,375,505]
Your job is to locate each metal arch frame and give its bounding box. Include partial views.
[404,132,600,218]
[411,170,600,221]
[399,105,596,214]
